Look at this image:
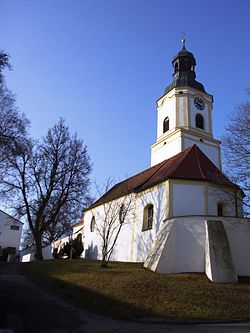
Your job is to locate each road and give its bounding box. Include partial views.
[0,262,249,333]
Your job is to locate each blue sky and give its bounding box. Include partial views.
[1,0,250,196]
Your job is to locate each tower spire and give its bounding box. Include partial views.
[181,32,186,50]
[163,38,206,94]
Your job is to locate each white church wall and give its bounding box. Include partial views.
[172,182,205,216]
[145,217,206,273]
[205,220,238,283]
[144,219,176,272]
[151,131,182,166]
[132,182,167,262]
[83,195,135,262]
[177,95,189,128]
[83,182,168,263]
[223,218,250,276]
[145,216,250,276]
[207,186,236,217]
[72,223,83,235]
[84,206,107,260]
[157,94,176,138]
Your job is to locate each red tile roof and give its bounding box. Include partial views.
[88,145,239,209]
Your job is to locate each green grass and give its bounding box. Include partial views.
[22,259,250,321]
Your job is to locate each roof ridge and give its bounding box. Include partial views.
[134,145,194,190]
[0,209,23,224]
[167,145,195,177]
[195,145,212,180]
[133,161,167,191]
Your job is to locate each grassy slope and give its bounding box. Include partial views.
[22,259,250,321]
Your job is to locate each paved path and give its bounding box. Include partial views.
[0,262,250,333]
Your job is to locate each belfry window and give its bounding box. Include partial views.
[163,117,169,133]
[90,216,95,232]
[174,62,179,73]
[195,114,204,130]
[142,204,154,231]
[217,203,224,217]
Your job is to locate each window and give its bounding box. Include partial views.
[90,216,95,232]
[195,114,204,130]
[174,62,179,73]
[217,203,223,216]
[163,117,169,133]
[10,225,20,231]
[119,205,126,224]
[142,204,154,231]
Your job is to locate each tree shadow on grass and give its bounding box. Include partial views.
[46,276,153,321]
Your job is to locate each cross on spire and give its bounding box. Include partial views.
[181,32,186,49]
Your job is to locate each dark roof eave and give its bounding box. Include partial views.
[84,177,240,212]
[83,145,242,212]
[156,86,214,104]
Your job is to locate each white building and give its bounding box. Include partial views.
[20,219,83,262]
[82,42,250,283]
[0,209,23,260]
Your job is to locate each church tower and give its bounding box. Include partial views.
[151,40,222,169]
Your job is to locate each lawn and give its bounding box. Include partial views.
[22,259,250,322]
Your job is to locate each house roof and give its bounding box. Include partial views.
[0,209,24,224]
[88,145,240,210]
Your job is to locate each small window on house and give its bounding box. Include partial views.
[217,203,224,216]
[119,205,126,224]
[90,216,95,232]
[163,117,169,133]
[195,114,204,130]
[10,225,20,231]
[142,204,154,231]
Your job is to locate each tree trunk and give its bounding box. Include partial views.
[101,253,108,268]
[34,234,43,260]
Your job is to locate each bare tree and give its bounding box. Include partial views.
[0,119,92,260]
[222,90,250,216]
[0,87,29,158]
[0,51,11,85]
[94,179,133,267]
[0,51,29,164]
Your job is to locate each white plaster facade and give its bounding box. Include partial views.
[151,87,221,168]
[0,210,23,257]
[83,180,245,266]
[144,216,250,277]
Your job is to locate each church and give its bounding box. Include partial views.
[82,41,250,283]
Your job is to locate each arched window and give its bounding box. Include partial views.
[142,204,154,231]
[90,216,95,232]
[119,204,126,224]
[163,117,169,133]
[174,62,179,73]
[217,203,223,217]
[195,114,204,130]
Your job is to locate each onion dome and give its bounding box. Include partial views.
[164,40,205,94]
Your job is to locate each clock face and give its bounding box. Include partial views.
[194,97,205,110]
